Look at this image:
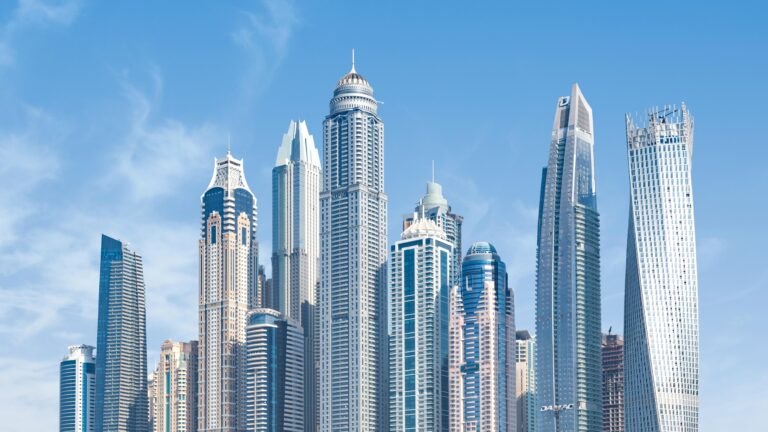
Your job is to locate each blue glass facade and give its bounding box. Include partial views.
[95,235,147,432]
[536,85,601,432]
[451,242,515,431]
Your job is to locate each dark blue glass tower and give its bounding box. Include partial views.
[95,235,147,432]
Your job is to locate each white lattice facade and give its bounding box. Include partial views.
[624,105,699,432]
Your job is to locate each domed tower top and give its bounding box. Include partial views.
[330,49,377,116]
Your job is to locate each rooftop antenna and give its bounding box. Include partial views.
[431,160,435,183]
[227,133,231,155]
[351,48,356,73]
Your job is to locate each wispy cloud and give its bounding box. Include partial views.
[231,0,299,102]
[0,0,83,67]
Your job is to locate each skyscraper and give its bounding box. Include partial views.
[199,152,258,432]
[153,340,198,432]
[403,178,463,287]
[624,105,699,432]
[318,53,388,431]
[389,217,452,431]
[245,308,304,432]
[516,331,536,432]
[272,120,321,431]
[449,242,515,432]
[535,84,602,432]
[602,332,624,432]
[60,344,95,432]
[95,235,148,432]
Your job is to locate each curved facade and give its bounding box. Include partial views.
[624,105,698,432]
[449,242,515,432]
[318,57,388,431]
[536,84,602,432]
[198,153,258,432]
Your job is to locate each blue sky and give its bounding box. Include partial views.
[0,1,765,430]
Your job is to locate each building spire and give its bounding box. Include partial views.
[227,132,232,156]
[351,48,356,73]
[431,160,435,183]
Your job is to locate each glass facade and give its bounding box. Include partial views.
[536,84,602,432]
[624,105,699,432]
[95,235,147,432]
[449,242,515,431]
[389,218,452,431]
[245,309,304,432]
[60,345,95,432]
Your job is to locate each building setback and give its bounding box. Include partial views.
[198,152,258,432]
[403,178,463,288]
[449,242,515,431]
[245,309,304,432]
[153,340,198,432]
[95,234,148,432]
[535,84,602,432]
[60,345,96,432]
[318,54,388,431]
[389,217,452,431]
[272,119,321,431]
[624,105,699,432]
[602,332,624,432]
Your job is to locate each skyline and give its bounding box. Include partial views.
[0,1,766,431]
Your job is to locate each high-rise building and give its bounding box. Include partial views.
[389,217,452,431]
[624,105,699,432]
[60,344,95,432]
[153,340,198,432]
[198,152,258,432]
[318,53,388,431]
[95,235,148,432]
[272,120,321,431]
[449,242,515,431]
[535,84,602,432]
[148,373,157,432]
[403,178,463,287]
[602,332,624,432]
[245,308,304,432]
[516,331,536,432]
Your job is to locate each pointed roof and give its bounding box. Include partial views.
[205,152,253,194]
[275,120,320,167]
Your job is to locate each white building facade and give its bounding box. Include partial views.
[624,105,699,432]
[272,120,321,431]
[153,340,198,432]
[318,56,388,431]
[198,152,258,432]
[60,344,96,432]
[389,217,452,431]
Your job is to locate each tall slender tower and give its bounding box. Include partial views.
[318,53,388,431]
[272,120,321,431]
[403,178,463,288]
[199,152,258,432]
[624,105,698,432]
[449,242,515,432]
[95,235,148,432]
[535,84,602,431]
[389,217,452,431]
[60,345,96,432]
[153,340,198,432]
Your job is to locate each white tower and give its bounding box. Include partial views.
[624,105,699,432]
[318,52,388,431]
